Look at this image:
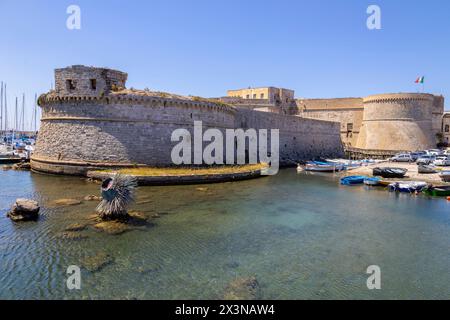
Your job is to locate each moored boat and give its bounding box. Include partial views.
[439,171,450,182]
[388,181,428,193]
[299,161,345,173]
[423,185,450,197]
[418,165,438,174]
[340,176,367,185]
[373,167,408,178]
[363,177,382,186]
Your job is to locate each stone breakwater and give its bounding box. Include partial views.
[31,65,344,175]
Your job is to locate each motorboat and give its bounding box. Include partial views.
[388,181,428,193]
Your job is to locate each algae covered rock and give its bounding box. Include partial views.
[223,276,261,300]
[51,199,82,207]
[81,252,114,272]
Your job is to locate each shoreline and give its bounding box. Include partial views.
[344,161,450,185]
[86,164,268,186]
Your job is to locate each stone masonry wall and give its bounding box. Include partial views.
[33,96,343,174]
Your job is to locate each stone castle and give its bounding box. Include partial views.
[221,88,445,152]
[32,65,445,175]
[31,66,343,175]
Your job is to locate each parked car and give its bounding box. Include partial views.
[427,149,444,156]
[410,151,427,161]
[391,154,414,162]
[417,155,436,165]
[434,156,450,166]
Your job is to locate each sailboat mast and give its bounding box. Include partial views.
[22,93,25,132]
[34,93,37,132]
[15,97,18,133]
[1,81,3,134]
[4,84,7,131]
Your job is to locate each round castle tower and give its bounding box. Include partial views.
[355,93,436,151]
[32,65,237,175]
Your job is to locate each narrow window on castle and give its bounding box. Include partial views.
[66,79,76,91]
[246,94,250,99]
[260,93,264,99]
[253,94,257,99]
[347,123,353,132]
[90,79,97,90]
[445,125,449,133]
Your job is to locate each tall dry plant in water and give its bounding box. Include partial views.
[96,174,137,220]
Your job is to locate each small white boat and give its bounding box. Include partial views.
[363,177,381,186]
[439,171,450,182]
[298,161,345,173]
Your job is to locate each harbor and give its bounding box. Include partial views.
[0,167,449,299]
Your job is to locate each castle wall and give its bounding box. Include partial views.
[355,93,436,151]
[442,113,450,143]
[296,98,364,147]
[432,95,445,136]
[32,96,237,174]
[32,94,343,175]
[235,108,344,164]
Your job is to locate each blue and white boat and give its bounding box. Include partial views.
[340,176,367,185]
[298,161,345,173]
[363,177,381,186]
[388,181,428,193]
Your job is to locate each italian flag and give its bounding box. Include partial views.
[415,76,425,84]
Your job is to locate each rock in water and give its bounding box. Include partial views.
[12,162,31,171]
[7,198,40,222]
[93,221,131,235]
[84,195,102,201]
[223,277,261,300]
[51,199,82,207]
[81,252,114,272]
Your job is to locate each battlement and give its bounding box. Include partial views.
[54,65,128,97]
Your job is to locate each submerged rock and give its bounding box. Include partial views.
[137,264,162,275]
[2,165,13,171]
[56,231,88,241]
[81,252,114,272]
[12,162,31,171]
[7,198,40,222]
[196,187,208,192]
[93,221,131,235]
[64,222,88,232]
[51,199,82,207]
[223,276,261,300]
[84,195,102,201]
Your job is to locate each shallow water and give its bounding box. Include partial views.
[0,168,449,299]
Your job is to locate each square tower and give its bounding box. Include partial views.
[54,65,128,97]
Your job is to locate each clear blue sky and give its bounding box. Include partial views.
[1,0,449,129]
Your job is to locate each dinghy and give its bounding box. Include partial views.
[373,167,407,178]
[423,185,450,197]
[363,177,381,186]
[299,161,345,172]
[388,181,428,193]
[340,176,367,185]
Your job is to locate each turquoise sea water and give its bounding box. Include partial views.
[0,168,449,299]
